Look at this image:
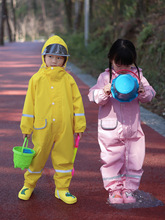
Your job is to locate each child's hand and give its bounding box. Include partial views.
[23,134,31,139]
[103,83,111,95]
[77,133,83,140]
[138,82,145,94]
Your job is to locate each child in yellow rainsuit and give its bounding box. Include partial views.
[18,35,86,204]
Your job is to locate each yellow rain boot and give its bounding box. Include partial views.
[18,186,34,200]
[55,189,77,204]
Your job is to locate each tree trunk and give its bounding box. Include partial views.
[89,0,93,20]
[4,0,12,42]
[10,0,16,41]
[74,0,84,32]
[112,0,120,24]
[0,0,6,45]
[63,0,73,32]
[41,0,47,21]
[136,0,148,19]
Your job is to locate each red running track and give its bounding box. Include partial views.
[0,42,165,220]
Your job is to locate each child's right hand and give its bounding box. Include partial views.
[138,82,145,94]
[23,134,31,139]
[103,83,111,95]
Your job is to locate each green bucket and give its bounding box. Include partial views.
[13,137,35,170]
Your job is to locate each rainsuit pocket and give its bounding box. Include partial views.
[101,119,118,130]
[33,119,47,130]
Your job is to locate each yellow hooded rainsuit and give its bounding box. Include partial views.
[20,35,86,190]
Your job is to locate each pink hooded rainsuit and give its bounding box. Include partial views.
[88,67,156,193]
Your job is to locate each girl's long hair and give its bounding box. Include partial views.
[108,39,140,82]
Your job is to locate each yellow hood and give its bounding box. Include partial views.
[41,35,69,68]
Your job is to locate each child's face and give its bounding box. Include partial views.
[112,60,132,73]
[45,54,65,67]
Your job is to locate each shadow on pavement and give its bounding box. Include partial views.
[108,190,164,210]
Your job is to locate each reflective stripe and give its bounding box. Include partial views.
[103,174,125,181]
[126,174,141,179]
[28,168,43,174]
[103,174,141,181]
[57,190,60,198]
[22,114,34,118]
[55,169,72,173]
[151,90,155,97]
[74,113,85,116]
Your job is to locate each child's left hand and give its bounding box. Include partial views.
[138,82,145,94]
[103,83,111,95]
[76,133,83,140]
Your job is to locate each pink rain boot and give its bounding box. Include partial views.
[109,190,123,204]
[122,189,136,203]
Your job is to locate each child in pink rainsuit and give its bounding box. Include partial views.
[88,39,156,204]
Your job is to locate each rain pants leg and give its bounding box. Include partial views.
[99,126,145,192]
[24,120,74,190]
[51,123,74,191]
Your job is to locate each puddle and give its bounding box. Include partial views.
[107,190,164,209]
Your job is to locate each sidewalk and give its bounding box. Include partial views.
[0,42,165,220]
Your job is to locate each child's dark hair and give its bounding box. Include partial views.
[107,39,140,82]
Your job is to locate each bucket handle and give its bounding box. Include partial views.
[21,137,29,154]
[115,69,140,83]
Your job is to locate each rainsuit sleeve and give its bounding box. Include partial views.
[71,79,86,133]
[88,73,110,105]
[20,77,35,134]
[138,72,156,103]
